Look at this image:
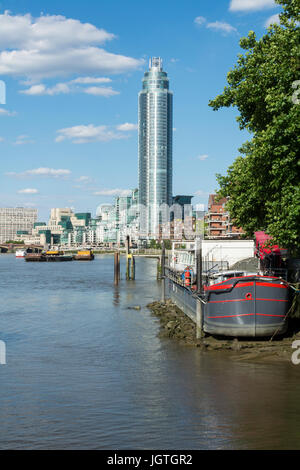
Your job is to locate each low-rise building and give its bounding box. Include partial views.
[0,207,37,243]
[205,194,244,239]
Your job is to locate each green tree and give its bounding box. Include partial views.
[209,0,300,254]
[149,239,161,249]
[163,239,172,250]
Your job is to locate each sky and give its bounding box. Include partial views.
[0,0,282,221]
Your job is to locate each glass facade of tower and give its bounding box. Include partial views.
[138,57,173,237]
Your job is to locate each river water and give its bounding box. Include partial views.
[0,254,300,450]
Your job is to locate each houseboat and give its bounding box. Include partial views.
[203,272,289,337]
[165,236,290,337]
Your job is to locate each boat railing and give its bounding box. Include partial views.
[165,265,186,287]
[262,267,288,280]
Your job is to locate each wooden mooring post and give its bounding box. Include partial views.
[196,243,203,294]
[196,299,204,340]
[196,238,204,339]
[125,235,135,280]
[126,236,130,280]
[161,241,166,303]
[130,253,135,280]
[114,251,120,285]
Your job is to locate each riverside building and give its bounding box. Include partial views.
[138,57,173,239]
[0,207,37,243]
[205,194,245,239]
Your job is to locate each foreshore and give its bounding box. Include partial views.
[147,299,300,364]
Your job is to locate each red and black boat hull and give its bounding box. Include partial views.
[204,276,289,337]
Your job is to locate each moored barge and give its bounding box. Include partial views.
[74,250,94,261]
[25,251,73,262]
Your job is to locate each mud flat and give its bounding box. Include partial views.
[147,300,300,364]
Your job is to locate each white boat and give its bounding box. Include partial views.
[15,249,27,258]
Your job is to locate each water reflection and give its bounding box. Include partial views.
[113,286,120,306]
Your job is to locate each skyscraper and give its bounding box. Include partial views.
[138,57,173,238]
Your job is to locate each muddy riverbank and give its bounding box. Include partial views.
[147,299,300,363]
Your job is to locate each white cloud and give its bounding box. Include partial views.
[194,16,206,26]
[7,167,71,178]
[21,83,70,95]
[0,108,17,116]
[83,86,119,97]
[0,136,4,142]
[94,188,131,197]
[194,189,209,197]
[116,122,138,131]
[206,21,237,34]
[0,11,114,49]
[197,154,209,161]
[0,12,143,79]
[70,76,112,84]
[20,84,46,95]
[265,13,280,27]
[56,124,127,144]
[20,79,119,97]
[229,0,276,12]
[194,16,237,34]
[14,134,35,145]
[26,167,71,177]
[18,188,39,194]
[75,176,91,183]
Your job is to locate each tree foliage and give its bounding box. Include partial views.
[209,0,300,254]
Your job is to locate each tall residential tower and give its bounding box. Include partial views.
[138,57,173,238]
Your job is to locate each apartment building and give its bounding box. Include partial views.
[205,195,244,239]
[0,207,37,243]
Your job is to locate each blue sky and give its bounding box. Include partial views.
[0,0,282,221]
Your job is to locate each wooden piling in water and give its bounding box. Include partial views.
[196,238,204,338]
[196,298,204,339]
[125,235,130,280]
[125,235,135,280]
[157,258,161,280]
[161,241,166,303]
[130,254,135,280]
[114,251,120,285]
[196,243,203,293]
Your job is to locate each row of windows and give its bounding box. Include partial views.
[140,99,171,105]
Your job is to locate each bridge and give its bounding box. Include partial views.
[0,244,43,253]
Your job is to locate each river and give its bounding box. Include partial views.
[0,254,300,450]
